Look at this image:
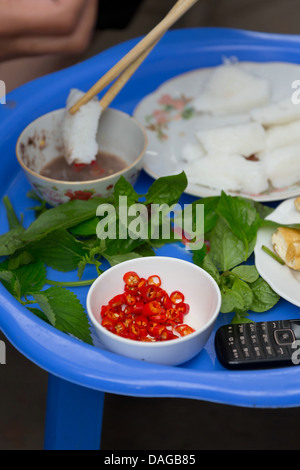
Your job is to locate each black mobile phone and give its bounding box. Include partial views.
[214,319,300,370]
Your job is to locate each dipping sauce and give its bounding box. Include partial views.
[40,151,127,181]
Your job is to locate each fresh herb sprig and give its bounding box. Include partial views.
[0,174,287,343]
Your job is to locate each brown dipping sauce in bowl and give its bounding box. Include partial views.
[40,151,127,182]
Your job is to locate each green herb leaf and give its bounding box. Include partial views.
[0,225,26,257]
[145,172,188,205]
[21,197,107,243]
[209,217,256,271]
[2,196,22,229]
[249,277,280,312]
[32,287,92,344]
[25,229,89,272]
[216,192,260,259]
[14,260,47,297]
[231,265,260,283]
[113,176,139,205]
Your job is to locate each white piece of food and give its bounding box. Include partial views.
[262,144,300,188]
[181,142,205,163]
[195,122,266,157]
[62,89,102,165]
[194,65,270,115]
[263,120,300,152]
[250,98,300,127]
[185,154,269,194]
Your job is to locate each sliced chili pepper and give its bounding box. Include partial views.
[170,290,185,305]
[141,284,158,301]
[128,322,141,340]
[165,308,183,324]
[159,328,178,341]
[73,162,87,172]
[142,300,162,317]
[123,271,140,287]
[114,322,127,336]
[106,309,124,322]
[161,293,173,309]
[124,284,138,294]
[102,317,115,332]
[176,302,190,316]
[147,275,161,287]
[125,293,136,306]
[137,277,147,291]
[147,322,165,338]
[135,316,149,329]
[175,324,195,336]
[108,293,125,308]
[133,301,144,315]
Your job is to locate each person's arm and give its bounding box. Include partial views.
[0,0,98,61]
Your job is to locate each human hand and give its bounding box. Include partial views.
[0,0,98,61]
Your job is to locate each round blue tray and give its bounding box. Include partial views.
[1,27,300,408]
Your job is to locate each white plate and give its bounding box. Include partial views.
[134,61,300,202]
[254,198,300,306]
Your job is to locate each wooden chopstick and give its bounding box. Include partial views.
[69,0,199,114]
[98,38,161,110]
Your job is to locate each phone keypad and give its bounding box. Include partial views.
[219,320,294,364]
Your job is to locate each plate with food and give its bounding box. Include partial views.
[255,196,300,306]
[134,60,300,202]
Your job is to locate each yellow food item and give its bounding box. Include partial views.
[295,197,300,212]
[272,227,300,271]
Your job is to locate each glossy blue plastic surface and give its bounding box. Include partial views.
[1,28,300,409]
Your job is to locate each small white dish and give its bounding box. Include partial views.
[86,257,221,366]
[16,108,147,206]
[255,198,300,307]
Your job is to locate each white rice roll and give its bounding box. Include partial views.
[263,120,300,153]
[250,98,300,127]
[186,154,268,194]
[194,65,270,115]
[181,142,205,163]
[262,144,300,188]
[63,89,102,165]
[195,122,266,157]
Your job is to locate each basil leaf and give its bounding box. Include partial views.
[216,192,260,258]
[145,172,188,205]
[209,218,256,271]
[0,225,26,257]
[21,197,107,242]
[113,176,139,205]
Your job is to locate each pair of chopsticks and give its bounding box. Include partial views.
[69,0,199,115]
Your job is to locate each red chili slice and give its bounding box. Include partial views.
[123,271,140,287]
[170,290,185,305]
[175,324,195,336]
[141,285,158,301]
[142,300,162,317]
[176,302,190,315]
[108,294,125,308]
[147,275,161,287]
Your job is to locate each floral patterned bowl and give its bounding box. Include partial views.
[16,108,147,206]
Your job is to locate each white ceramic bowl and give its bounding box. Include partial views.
[86,257,221,366]
[16,108,147,206]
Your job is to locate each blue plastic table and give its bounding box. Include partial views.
[1,28,300,450]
